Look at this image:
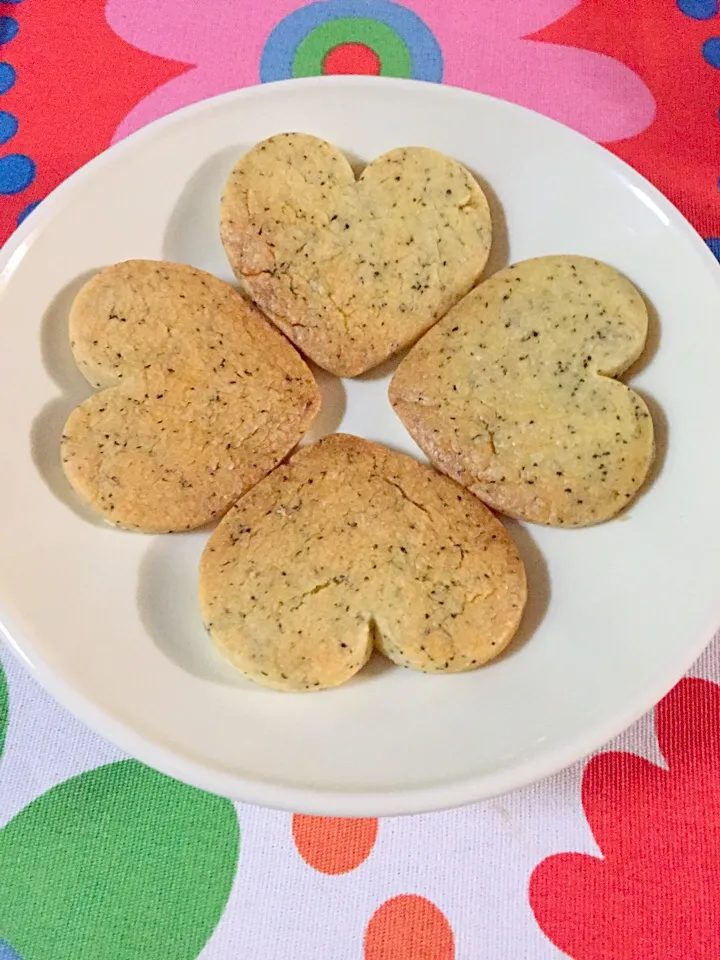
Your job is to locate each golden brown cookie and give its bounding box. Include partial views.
[199,434,526,691]
[220,133,492,377]
[62,260,320,532]
[390,256,655,527]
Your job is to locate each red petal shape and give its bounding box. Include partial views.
[581,751,670,857]
[533,0,720,239]
[292,815,378,875]
[530,678,720,959]
[531,854,616,960]
[656,677,720,771]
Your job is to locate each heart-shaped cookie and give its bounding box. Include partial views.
[199,434,526,691]
[220,133,492,377]
[61,261,320,532]
[390,256,655,527]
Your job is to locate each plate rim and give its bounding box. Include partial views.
[2,75,720,816]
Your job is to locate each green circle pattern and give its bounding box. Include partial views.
[292,18,412,78]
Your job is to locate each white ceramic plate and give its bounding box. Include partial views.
[1,77,719,816]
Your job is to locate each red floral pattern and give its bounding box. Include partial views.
[530,677,720,960]
[0,0,186,238]
[534,0,720,239]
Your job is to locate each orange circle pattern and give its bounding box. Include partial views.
[292,815,379,874]
[364,894,455,960]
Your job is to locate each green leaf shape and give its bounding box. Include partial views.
[0,759,239,960]
[0,662,8,762]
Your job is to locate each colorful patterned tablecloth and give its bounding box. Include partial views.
[1,2,720,958]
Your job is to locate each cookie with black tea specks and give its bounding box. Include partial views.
[390,256,654,527]
[199,434,526,691]
[62,260,321,532]
[220,133,492,377]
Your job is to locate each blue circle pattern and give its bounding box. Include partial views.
[0,108,16,143]
[0,15,18,44]
[0,153,34,194]
[260,0,443,83]
[0,5,40,222]
[16,198,38,224]
[702,36,720,66]
[677,0,718,18]
[677,1,720,256]
[0,61,14,92]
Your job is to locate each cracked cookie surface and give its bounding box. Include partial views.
[390,256,655,527]
[199,434,526,691]
[62,260,321,532]
[220,133,492,377]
